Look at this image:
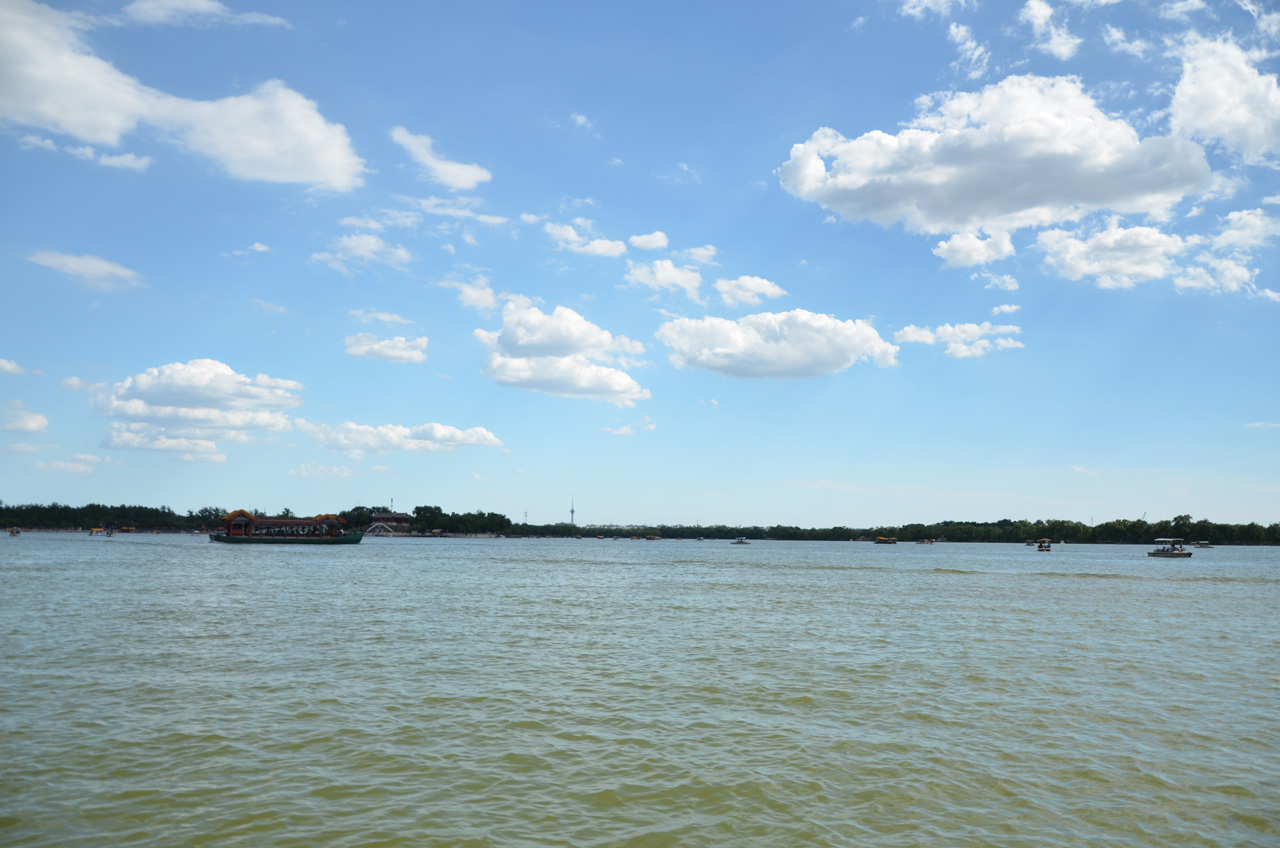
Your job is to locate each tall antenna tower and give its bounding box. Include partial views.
[570,497,575,525]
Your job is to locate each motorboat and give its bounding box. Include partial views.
[1148,538,1192,558]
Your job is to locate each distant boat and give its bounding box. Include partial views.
[874,537,897,544]
[1194,541,1213,548]
[1148,538,1192,558]
[916,538,934,545]
[731,537,750,545]
[1037,538,1051,551]
[89,527,113,537]
[209,510,362,545]
[8,528,18,537]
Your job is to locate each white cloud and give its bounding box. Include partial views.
[61,376,101,391]
[1237,0,1280,39]
[629,231,669,250]
[1178,254,1256,294]
[1159,0,1207,21]
[894,321,1022,357]
[1036,222,1195,288]
[474,297,649,407]
[991,304,1021,315]
[900,0,971,18]
[103,422,224,460]
[779,75,1211,239]
[1170,35,1280,164]
[0,3,365,191]
[1213,208,1280,253]
[570,112,598,135]
[19,133,56,150]
[343,333,429,363]
[97,151,152,170]
[481,353,651,408]
[1019,0,1081,60]
[439,277,499,311]
[3,402,48,432]
[545,221,627,257]
[894,324,937,344]
[27,250,143,291]
[252,299,286,313]
[1070,464,1100,475]
[390,126,491,190]
[1103,25,1149,58]
[310,233,412,274]
[475,297,643,362]
[624,259,704,302]
[976,271,1020,290]
[93,359,302,451]
[933,231,1015,267]
[297,419,503,454]
[684,245,718,265]
[520,212,543,224]
[162,81,366,190]
[948,23,989,79]
[349,308,412,325]
[601,425,634,436]
[226,241,271,257]
[407,196,507,225]
[122,0,289,27]
[715,275,788,307]
[1,359,26,374]
[656,309,898,378]
[340,217,384,231]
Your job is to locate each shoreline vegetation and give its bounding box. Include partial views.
[2,502,1277,545]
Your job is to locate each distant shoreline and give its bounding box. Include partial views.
[3,502,1276,547]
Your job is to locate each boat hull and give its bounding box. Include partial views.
[209,532,364,545]
[1147,551,1192,558]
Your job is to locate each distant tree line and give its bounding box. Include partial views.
[508,514,1279,545]
[338,504,513,535]
[1,502,1275,544]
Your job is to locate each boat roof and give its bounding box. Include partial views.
[1154,537,1184,542]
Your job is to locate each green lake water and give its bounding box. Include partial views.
[2,534,1276,847]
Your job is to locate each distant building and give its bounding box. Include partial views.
[367,511,412,536]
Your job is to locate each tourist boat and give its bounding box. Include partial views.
[1194,541,1213,548]
[874,536,897,544]
[209,510,363,544]
[916,538,933,544]
[8,528,18,537]
[731,537,750,545]
[1148,538,1192,558]
[89,527,113,537]
[1037,538,1051,551]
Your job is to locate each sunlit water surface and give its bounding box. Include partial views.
[2,535,1277,847]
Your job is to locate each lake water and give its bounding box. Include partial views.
[2,534,1276,847]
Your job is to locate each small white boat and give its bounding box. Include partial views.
[1148,538,1192,558]
[1194,541,1213,548]
[731,537,750,545]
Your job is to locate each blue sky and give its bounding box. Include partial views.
[2,0,1278,527]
